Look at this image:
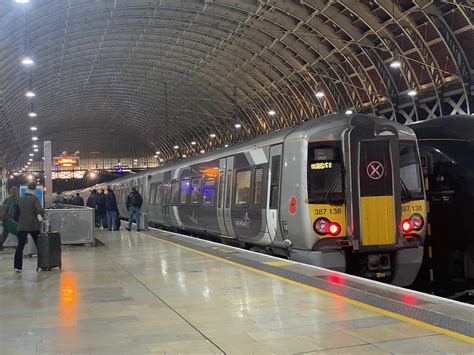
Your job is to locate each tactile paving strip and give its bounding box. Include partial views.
[147,230,474,338]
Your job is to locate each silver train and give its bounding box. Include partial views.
[65,114,428,286]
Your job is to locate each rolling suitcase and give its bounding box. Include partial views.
[37,231,62,271]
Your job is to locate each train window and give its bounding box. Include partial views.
[217,171,224,208]
[171,180,180,205]
[253,168,263,205]
[400,142,423,198]
[191,178,202,205]
[307,144,344,203]
[270,156,281,209]
[235,169,251,205]
[180,179,190,204]
[225,170,232,208]
[202,179,216,206]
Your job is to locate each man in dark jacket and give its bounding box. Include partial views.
[105,187,118,231]
[86,189,99,227]
[0,186,19,250]
[126,187,143,231]
[15,181,44,273]
[96,189,107,229]
[73,193,84,206]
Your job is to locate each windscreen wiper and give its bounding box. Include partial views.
[400,178,412,202]
[324,171,344,205]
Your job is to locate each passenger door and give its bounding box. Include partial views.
[223,156,236,238]
[217,158,228,236]
[162,171,172,226]
[268,144,284,243]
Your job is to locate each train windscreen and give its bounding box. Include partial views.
[400,142,424,199]
[307,143,344,203]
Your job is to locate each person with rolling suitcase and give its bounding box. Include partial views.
[14,181,44,273]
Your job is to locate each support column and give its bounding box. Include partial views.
[44,141,53,207]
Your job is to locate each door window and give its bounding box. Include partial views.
[253,168,263,205]
[191,178,202,205]
[270,156,281,209]
[235,169,251,205]
[203,179,216,206]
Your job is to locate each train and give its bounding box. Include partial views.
[62,114,428,286]
[409,115,474,297]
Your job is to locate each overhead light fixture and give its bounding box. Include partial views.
[191,141,197,145]
[315,91,325,98]
[32,136,38,141]
[268,110,276,116]
[28,112,37,118]
[25,91,35,98]
[28,158,32,162]
[200,150,205,154]
[89,172,96,178]
[345,109,353,115]
[29,153,34,157]
[21,57,34,65]
[155,151,161,155]
[33,148,38,152]
[32,144,38,148]
[234,123,242,129]
[390,60,401,68]
[30,126,37,131]
[15,0,29,3]
[224,144,229,148]
[133,159,138,162]
[182,154,187,158]
[27,174,33,180]
[153,155,158,158]
[210,133,216,138]
[159,158,164,162]
[173,145,179,149]
[408,89,417,97]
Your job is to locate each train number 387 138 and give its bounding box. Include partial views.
[314,207,342,216]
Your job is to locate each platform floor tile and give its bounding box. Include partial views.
[0,229,472,354]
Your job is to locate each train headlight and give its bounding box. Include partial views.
[411,213,424,231]
[314,218,341,236]
[401,219,413,233]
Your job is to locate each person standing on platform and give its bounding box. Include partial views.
[0,186,19,251]
[73,193,84,206]
[126,187,143,232]
[14,181,44,273]
[105,187,118,231]
[86,189,99,227]
[97,188,107,229]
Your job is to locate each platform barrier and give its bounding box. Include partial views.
[46,205,95,245]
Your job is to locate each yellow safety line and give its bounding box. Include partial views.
[137,231,474,344]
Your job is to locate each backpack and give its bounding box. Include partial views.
[130,193,142,207]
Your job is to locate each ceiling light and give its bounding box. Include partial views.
[28,112,37,118]
[89,172,96,178]
[28,158,32,162]
[234,123,242,129]
[224,144,229,148]
[390,60,401,68]
[30,126,37,131]
[14,0,29,3]
[154,155,158,158]
[155,151,160,155]
[25,91,35,98]
[345,109,353,115]
[32,144,38,148]
[182,154,187,158]
[33,148,38,152]
[210,133,216,138]
[200,150,205,154]
[29,153,34,156]
[27,174,33,180]
[133,159,138,162]
[408,89,417,97]
[21,57,34,65]
[315,91,325,98]
[159,158,164,162]
[191,141,197,145]
[268,110,276,116]
[32,136,38,141]
[173,145,179,149]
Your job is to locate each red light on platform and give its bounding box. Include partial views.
[402,293,417,305]
[328,273,344,285]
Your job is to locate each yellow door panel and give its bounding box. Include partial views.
[360,196,395,246]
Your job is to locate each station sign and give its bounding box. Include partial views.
[54,156,80,167]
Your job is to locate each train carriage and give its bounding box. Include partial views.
[71,113,427,286]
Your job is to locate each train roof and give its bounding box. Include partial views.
[408,115,474,141]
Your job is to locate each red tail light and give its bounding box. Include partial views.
[402,220,413,233]
[402,213,424,234]
[314,218,341,236]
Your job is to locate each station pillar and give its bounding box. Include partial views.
[43,141,53,207]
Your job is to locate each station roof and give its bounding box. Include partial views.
[0,0,472,170]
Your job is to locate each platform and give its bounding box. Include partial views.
[0,228,472,354]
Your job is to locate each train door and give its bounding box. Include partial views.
[223,156,236,238]
[267,144,284,243]
[162,171,172,226]
[343,116,402,252]
[217,158,228,236]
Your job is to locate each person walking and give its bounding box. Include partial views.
[0,187,19,250]
[126,187,143,231]
[96,188,107,229]
[14,181,44,273]
[86,189,99,227]
[105,187,118,231]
